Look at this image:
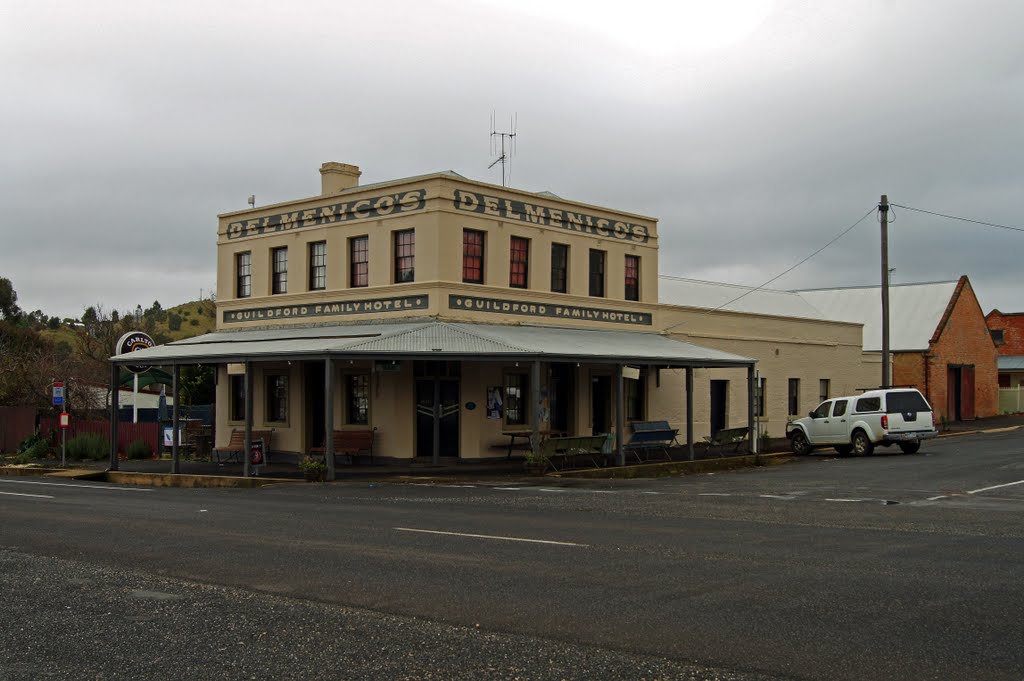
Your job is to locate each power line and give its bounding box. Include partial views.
[890,203,1024,233]
[688,206,877,318]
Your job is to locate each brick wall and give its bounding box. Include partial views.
[924,278,999,419]
[985,310,1024,356]
[893,352,925,393]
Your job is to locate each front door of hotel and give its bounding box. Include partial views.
[549,363,574,435]
[591,375,611,435]
[414,361,460,458]
[304,362,326,450]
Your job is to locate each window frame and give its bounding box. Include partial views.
[308,241,327,291]
[345,373,370,425]
[265,374,288,423]
[229,374,245,421]
[550,243,568,294]
[819,378,831,404]
[349,235,369,288]
[393,229,415,283]
[755,377,767,418]
[504,371,529,426]
[462,229,485,284]
[787,378,800,416]
[235,251,251,299]
[589,249,606,297]
[271,247,288,295]
[624,254,640,301]
[624,371,645,421]
[509,236,530,289]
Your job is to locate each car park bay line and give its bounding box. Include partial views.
[966,479,1024,495]
[394,527,588,547]
[0,479,152,492]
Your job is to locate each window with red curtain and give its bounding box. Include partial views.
[463,230,484,283]
[509,236,529,289]
[393,230,415,283]
[624,254,640,301]
[350,236,368,288]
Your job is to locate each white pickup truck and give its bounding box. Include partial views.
[786,388,939,456]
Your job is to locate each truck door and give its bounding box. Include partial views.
[807,401,833,442]
[827,399,850,441]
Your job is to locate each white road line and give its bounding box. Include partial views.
[537,488,568,493]
[926,495,947,501]
[825,498,865,502]
[0,479,151,492]
[699,493,732,497]
[493,487,522,491]
[967,479,1024,495]
[394,527,588,547]
[639,491,661,495]
[0,491,54,499]
[760,494,794,500]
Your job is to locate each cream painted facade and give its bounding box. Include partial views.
[211,163,878,459]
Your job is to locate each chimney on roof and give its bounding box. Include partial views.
[319,162,361,195]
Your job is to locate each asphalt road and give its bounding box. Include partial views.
[1,428,1022,680]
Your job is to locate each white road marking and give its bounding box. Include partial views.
[537,488,568,493]
[439,484,477,488]
[760,494,794,500]
[825,498,865,502]
[0,491,54,499]
[493,487,523,491]
[639,491,661,495]
[394,527,588,547]
[967,479,1024,495]
[926,495,947,501]
[0,479,151,492]
[699,493,732,497]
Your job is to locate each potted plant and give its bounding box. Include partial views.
[298,455,327,482]
[523,451,548,476]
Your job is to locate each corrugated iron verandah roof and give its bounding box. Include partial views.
[108,320,755,368]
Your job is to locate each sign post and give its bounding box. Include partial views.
[53,382,67,466]
[59,412,70,466]
[249,439,264,477]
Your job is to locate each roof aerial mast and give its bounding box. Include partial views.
[489,111,517,187]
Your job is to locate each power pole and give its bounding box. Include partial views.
[879,194,890,388]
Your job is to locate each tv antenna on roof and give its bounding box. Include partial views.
[489,111,517,187]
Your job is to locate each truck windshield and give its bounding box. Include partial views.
[886,391,930,413]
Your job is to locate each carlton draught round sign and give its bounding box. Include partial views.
[116,331,156,374]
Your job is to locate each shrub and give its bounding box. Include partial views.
[189,318,199,326]
[168,313,182,331]
[125,439,152,460]
[66,432,108,461]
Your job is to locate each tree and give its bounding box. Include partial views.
[0,277,22,321]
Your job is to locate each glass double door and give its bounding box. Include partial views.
[415,367,460,458]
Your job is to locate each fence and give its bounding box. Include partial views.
[998,386,1024,415]
[0,406,37,453]
[38,417,159,454]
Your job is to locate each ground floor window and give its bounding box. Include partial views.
[230,374,245,421]
[756,377,767,417]
[346,374,369,425]
[266,374,288,423]
[624,372,645,421]
[505,372,529,426]
[819,378,830,403]
[788,378,800,416]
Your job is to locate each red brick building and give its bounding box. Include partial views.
[798,276,998,421]
[985,310,1024,388]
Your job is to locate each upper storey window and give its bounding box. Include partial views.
[350,236,368,288]
[550,243,568,294]
[463,230,484,284]
[624,254,640,301]
[235,252,251,299]
[309,241,326,291]
[509,236,529,289]
[589,249,606,297]
[271,247,288,295]
[394,229,415,283]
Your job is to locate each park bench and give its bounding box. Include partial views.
[213,429,274,465]
[309,429,375,465]
[624,420,680,462]
[703,426,749,456]
[534,434,612,472]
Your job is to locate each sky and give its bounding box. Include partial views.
[2,0,1022,320]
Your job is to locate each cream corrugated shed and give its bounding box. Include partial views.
[793,281,958,352]
[109,320,753,367]
[658,276,825,320]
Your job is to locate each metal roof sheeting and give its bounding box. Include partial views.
[658,276,825,320]
[110,320,753,367]
[999,356,1024,371]
[794,281,958,352]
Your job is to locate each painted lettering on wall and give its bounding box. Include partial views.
[452,190,651,244]
[223,295,429,323]
[449,295,652,326]
[226,189,427,240]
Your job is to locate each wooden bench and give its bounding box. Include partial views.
[213,429,273,464]
[534,434,612,472]
[309,429,375,465]
[703,426,749,456]
[624,420,680,462]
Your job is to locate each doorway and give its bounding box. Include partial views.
[414,361,460,458]
[710,380,729,435]
[947,365,976,421]
[304,362,326,450]
[549,363,574,435]
[591,375,611,435]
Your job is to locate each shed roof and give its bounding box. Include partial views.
[110,320,754,368]
[998,356,1024,371]
[657,276,825,319]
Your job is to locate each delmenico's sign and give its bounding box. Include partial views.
[223,295,429,323]
[226,189,426,240]
[453,190,651,244]
[449,295,652,326]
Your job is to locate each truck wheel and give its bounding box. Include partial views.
[790,431,812,456]
[834,445,853,457]
[899,441,921,454]
[852,430,874,456]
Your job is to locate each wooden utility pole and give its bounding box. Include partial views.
[880,194,891,388]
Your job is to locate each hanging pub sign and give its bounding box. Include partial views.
[116,331,156,374]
